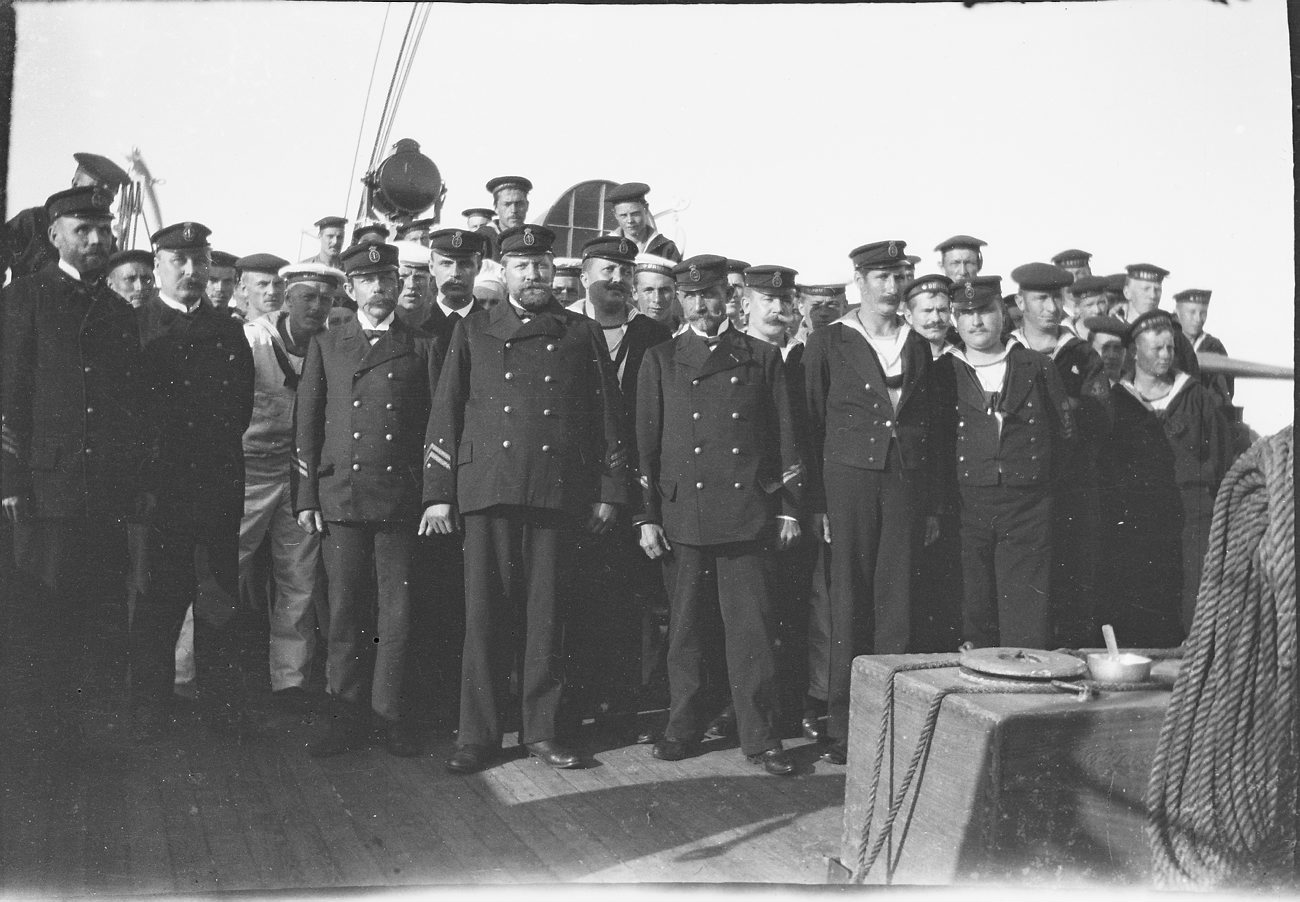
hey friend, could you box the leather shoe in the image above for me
[747,747,795,776]
[821,741,848,766]
[384,722,421,758]
[308,714,363,758]
[446,743,494,774]
[651,738,697,761]
[703,704,736,741]
[801,713,825,743]
[525,739,582,769]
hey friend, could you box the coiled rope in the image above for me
[1146,425,1296,889]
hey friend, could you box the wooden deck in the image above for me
[0,682,845,894]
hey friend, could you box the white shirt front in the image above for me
[356,308,396,342]
[946,344,1011,433]
[158,291,200,314]
[57,259,83,283]
[836,311,909,409]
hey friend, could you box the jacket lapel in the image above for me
[895,331,925,413]
[357,317,415,372]
[698,330,750,379]
[836,324,890,404]
[673,330,711,372]
[335,318,370,371]
[1000,350,1038,414]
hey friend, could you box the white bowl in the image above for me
[1087,652,1153,683]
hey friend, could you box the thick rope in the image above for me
[1146,425,1296,890]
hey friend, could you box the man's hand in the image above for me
[639,522,672,560]
[2,495,26,525]
[775,517,802,551]
[814,512,831,544]
[586,502,616,535]
[923,515,941,547]
[297,509,325,535]
[419,503,460,536]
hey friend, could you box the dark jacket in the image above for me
[142,299,255,526]
[634,328,803,545]
[803,320,939,511]
[936,344,1077,488]
[1147,375,1231,491]
[422,298,628,516]
[1,263,150,517]
[294,316,442,522]
[1,206,57,283]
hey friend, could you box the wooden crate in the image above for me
[840,653,1177,887]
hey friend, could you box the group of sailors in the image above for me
[0,151,1238,777]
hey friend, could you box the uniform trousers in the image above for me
[12,518,129,721]
[1179,484,1215,633]
[805,540,833,701]
[321,520,415,723]
[958,484,1053,649]
[1050,473,1101,648]
[824,451,925,742]
[910,512,963,653]
[241,480,322,690]
[130,506,246,717]
[662,540,780,757]
[459,505,572,747]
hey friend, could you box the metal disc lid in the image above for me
[959,647,1086,681]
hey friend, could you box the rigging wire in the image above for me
[365,2,419,178]
[375,3,429,158]
[344,3,393,222]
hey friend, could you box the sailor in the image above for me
[606,182,683,262]
[233,253,289,325]
[106,248,157,309]
[1051,248,1093,283]
[634,254,681,331]
[424,227,486,353]
[1119,263,1200,378]
[934,235,985,282]
[1066,274,1112,341]
[395,217,438,245]
[394,240,435,333]
[207,250,239,312]
[462,207,494,231]
[633,253,803,776]
[1007,262,1111,647]
[1102,273,1127,316]
[1173,288,1232,408]
[803,239,942,765]
[350,222,390,246]
[1084,315,1129,386]
[2,152,130,283]
[423,224,627,775]
[551,257,584,306]
[294,242,443,757]
[476,175,533,261]
[302,216,346,268]
[724,258,749,328]
[793,283,848,344]
[937,275,1077,652]
[902,273,955,359]
[239,262,338,706]
[131,221,256,739]
[1,185,148,740]
[1117,310,1230,634]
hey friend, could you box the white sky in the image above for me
[8,0,1295,434]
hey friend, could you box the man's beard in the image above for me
[516,285,552,310]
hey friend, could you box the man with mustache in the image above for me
[935,235,985,283]
[937,275,1077,653]
[1007,262,1112,647]
[902,274,955,360]
[423,225,627,774]
[803,239,942,766]
[238,263,338,709]
[793,283,847,344]
[130,221,255,740]
[562,258,674,741]
[302,216,346,269]
[424,227,485,352]
[2,186,149,746]
[294,242,442,757]
[2,152,130,283]
[633,254,803,776]
[606,182,682,263]
[233,254,289,325]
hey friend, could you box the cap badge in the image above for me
[523,227,536,247]
[618,239,630,256]
[367,247,381,264]
[182,224,195,242]
[887,242,898,258]
[91,189,111,209]
[689,264,701,283]
[965,283,975,300]
[451,231,463,249]
[772,271,783,288]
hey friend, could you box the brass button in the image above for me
[732,448,740,455]
[502,440,511,448]
[865,383,870,390]
[884,420,892,428]
[542,444,551,452]
[692,412,701,420]
[504,405,512,413]
[731,412,740,420]
[958,456,964,462]
[386,465,393,472]
[1028,418,1036,425]
[353,432,361,439]
[385,434,393,441]
[352,463,360,471]
[692,379,700,385]
[353,400,361,408]
[734,482,743,489]
[505,341,513,348]
[386,372,394,379]
[87,407,95,414]
[543,409,553,416]
[730,376,739,384]
[694,447,702,454]
[544,375,554,383]
[386,403,394,410]
[546,343,556,351]
[695,482,704,489]
[83,366,91,373]
[84,447,92,455]
[505,372,514,380]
